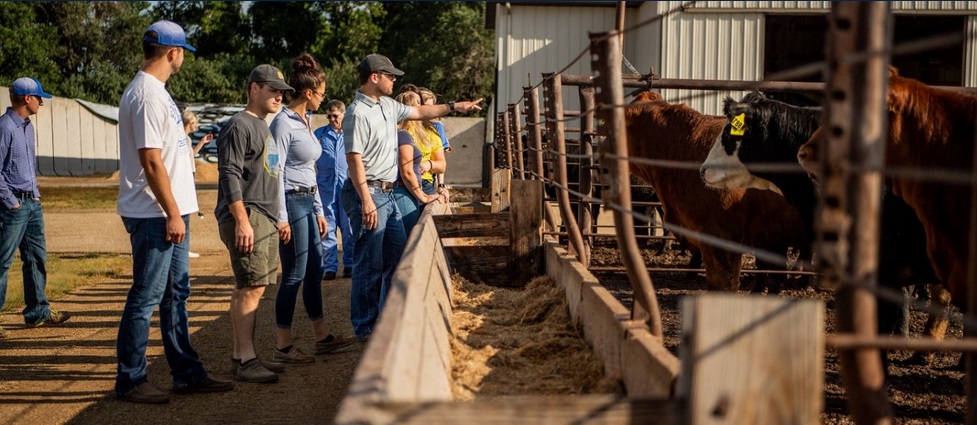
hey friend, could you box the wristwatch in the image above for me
[447,101,456,112]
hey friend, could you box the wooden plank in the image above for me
[679,295,823,425]
[579,283,631,381]
[369,395,685,425]
[433,213,509,238]
[508,179,543,283]
[622,328,680,398]
[490,168,511,212]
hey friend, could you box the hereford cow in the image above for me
[798,68,974,363]
[625,91,807,292]
[700,92,945,367]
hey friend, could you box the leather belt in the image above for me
[12,191,34,200]
[287,185,317,195]
[366,180,394,192]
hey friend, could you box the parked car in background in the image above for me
[189,118,230,163]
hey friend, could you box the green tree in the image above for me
[0,3,61,89]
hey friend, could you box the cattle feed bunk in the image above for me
[334,172,824,425]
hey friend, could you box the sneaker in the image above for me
[28,310,71,327]
[188,251,201,258]
[120,382,170,404]
[322,271,337,281]
[314,334,358,355]
[172,375,233,394]
[229,357,285,376]
[234,358,279,383]
[342,268,353,278]
[272,346,315,364]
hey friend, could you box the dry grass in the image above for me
[449,273,622,400]
[3,253,130,313]
[39,186,119,210]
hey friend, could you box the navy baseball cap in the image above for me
[143,20,196,53]
[12,77,52,98]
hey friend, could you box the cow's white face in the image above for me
[700,133,784,196]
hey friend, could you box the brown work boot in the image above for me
[28,310,71,327]
[172,375,234,394]
[120,382,170,404]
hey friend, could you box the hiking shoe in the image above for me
[314,334,358,355]
[234,358,279,383]
[28,310,71,327]
[229,357,285,376]
[120,382,170,404]
[172,375,233,394]
[272,346,315,363]
[342,268,353,278]
[322,271,337,281]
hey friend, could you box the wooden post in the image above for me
[510,103,526,180]
[543,72,588,265]
[509,179,543,284]
[491,168,511,213]
[590,32,662,337]
[819,3,893,424]
[577,86,596,264]
[500,111,513,170]
[679,295,824,425]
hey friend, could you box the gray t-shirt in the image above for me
[343,91,412,182]
[215,111,281,224]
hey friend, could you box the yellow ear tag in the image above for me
[729,113,746,136]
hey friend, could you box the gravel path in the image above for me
[0,187,358,424]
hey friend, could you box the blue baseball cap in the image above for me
[12,77,52,98]
[143,20,196,53]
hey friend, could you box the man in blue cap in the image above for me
[115,20,232,404]
[0,77,71,340]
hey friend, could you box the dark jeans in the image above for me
[116,215,206,395]
[341,180,406,338]
[0,197,51,324]
[276,192,324,328]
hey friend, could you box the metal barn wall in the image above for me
[968,16,977,87]
[685,2,977,13]
[0,87,119,176]
[495,4,641,116]
[654,2,764,115]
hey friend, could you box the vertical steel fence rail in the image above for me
[578,86,597,265]
[543,72,588,265]
[591,32,662,337]
[820,3,893,424]
[511,102,526,180]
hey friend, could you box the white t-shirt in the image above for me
[117,71,198,218]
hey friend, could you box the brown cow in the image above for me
[625,91,808,292]
[798,69,974,362]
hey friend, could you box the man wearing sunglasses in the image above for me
[342,53,483,342]
[314,99,353,281]
[0,77,71,341]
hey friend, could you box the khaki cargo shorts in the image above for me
[219,212,279,289]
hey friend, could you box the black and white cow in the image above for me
[699,91,943,365]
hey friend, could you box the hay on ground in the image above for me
[449,274,622,400]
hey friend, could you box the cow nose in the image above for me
[797,147,810,163]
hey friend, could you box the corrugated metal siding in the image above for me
[686,1,977,12]
[968,16,977,87]
[656,2,764,115]
[496,4,637,116]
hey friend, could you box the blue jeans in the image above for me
[116,215,206,395]
[421,180,436,195]
[0,197,51,324]
[392,185,424,238]
[319,180,353,273]
[341,180,406,338]
[276,192,324,328]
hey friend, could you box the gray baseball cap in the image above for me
[357,54,404,76]
[247,64,294,92]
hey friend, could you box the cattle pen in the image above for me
[335,3,977,425]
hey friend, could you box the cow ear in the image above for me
[722,97,735,115]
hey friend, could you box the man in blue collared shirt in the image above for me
[314,99,353,281]
[0,77,71,338]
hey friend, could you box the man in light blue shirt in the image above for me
[0,77,70,339]
[315,99,353,280]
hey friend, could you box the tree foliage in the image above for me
[0,1,495,113]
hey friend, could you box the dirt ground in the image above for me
[0,175,359,424]
[588,239,967,424]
